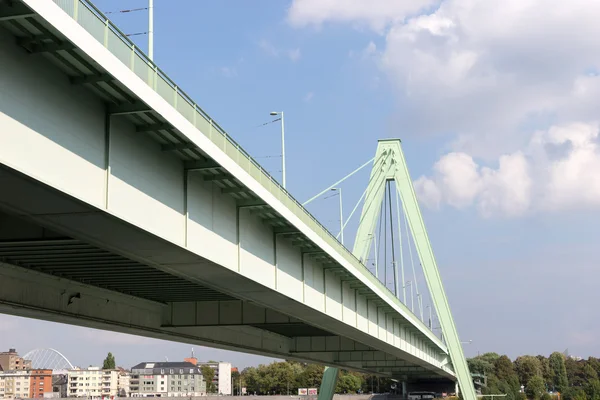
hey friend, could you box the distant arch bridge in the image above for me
[23,348,74,370]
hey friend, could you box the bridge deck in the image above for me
[0,0,453,381]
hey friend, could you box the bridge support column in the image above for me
[317,367,339,400]
[402,381,407,398]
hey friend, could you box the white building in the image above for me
[0,370,30,399]
[67,368,119,399]
[117,370,130,397]
[201,362,231,395]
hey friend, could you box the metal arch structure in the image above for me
[352,139,476,400]
[23,348,74,370]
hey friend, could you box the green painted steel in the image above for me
[317,367,340,400]
[354,140,476,400]
[50,0,447,354]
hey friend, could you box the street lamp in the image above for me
[331,188,344,245]
[269,111,286,188]
[404,281,414,313]
[426,305,432,329]
[461,340,473,345]
[148,0,153,60]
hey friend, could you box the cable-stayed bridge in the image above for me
[0,1,474,399]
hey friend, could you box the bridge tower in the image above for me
[318,139,476,400]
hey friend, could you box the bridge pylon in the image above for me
[351,139,476,400]
[317,139,475,400]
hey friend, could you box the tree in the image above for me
[201,365,216,393]
[232,370,241,395]
[549,352,569,393]
[537,356,553,389]
[566,359,586,387]
[102,352,115,370]
[563,387,588,400]
[585,379,600,400]
[336,373,362,394]
[526,376,545,400]
[515,356,542,387]
[495,356,521,400]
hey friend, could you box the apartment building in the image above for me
[29,369,53,398]
[130,362,206,397]
[67,368,119,399]
[0,370,30,399]
[117,369,130,397]
[183,356,231,395]
[202,362,231,395]
[0,350,31,372]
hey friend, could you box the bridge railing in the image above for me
[50,0,436,339]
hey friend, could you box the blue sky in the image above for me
[4,0,600,369]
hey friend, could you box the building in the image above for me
[196,362,231,395]
[117,369,130,397]
[67,367,119,399]
[52,374,68,398]
[130,362,206,397]
[183,355,231,396]
[0,349,31,372]
[0,370,30,399]
[30,369,53,398]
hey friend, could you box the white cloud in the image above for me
[415,122,600,217]
[258,39,279,57]
[289,0,600,216]
[303,91,314,102]
[288,0,439,32]
[288,48,301,62]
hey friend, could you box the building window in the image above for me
[179,369,183,374]
[160,369,164,374]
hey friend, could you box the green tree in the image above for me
[200,365,216,393]
[297,364,324,389]
[585,379,600,400]
[515,356,542,387]
[540,393,552,400]
[584,365,599,381]
[537,356,553,389]
[231,369,241,395]
[549,352,569,393]
[566,358,586,387]
[102,352,115,370]
[336,373,362,394]
[563,387,588,400]
[526,376,545,400]
[495,356,521,400]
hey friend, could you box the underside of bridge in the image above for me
[0,0,465,392]
[0,163,446,384]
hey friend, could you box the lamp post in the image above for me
[331,188,344,245]
[148,0,153,60]
[269,111,286,188]
[426,305,432,329]
[404,281,414,313]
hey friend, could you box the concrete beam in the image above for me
[108,102,152,115]
[70,73,113,85]
[136,123,173,133]
[161,142,197,152]
[0,2,35,21]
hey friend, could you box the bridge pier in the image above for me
[317,367,340,400]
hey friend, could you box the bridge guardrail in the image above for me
[50,0,442,348]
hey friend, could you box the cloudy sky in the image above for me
[3,0,600,368]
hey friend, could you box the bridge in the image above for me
[0,1,474,399]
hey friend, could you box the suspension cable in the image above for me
[402,191,423,319]
[383,182,388,288]
[388,182,398,297]
[303,157,376,205]
[395,189,406,304]
[336,186,368,240]
[376,193,383,280]
[336,153,389,241]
